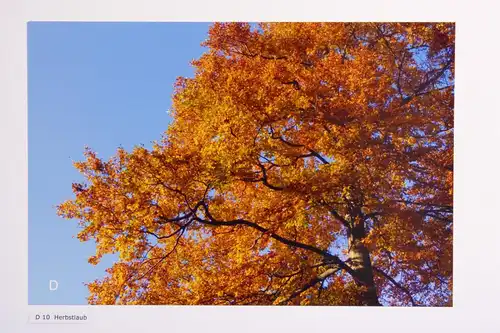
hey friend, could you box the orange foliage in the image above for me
[58,22,454,306]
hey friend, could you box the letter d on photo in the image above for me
[49,280,58,291]
[35,315,40,320]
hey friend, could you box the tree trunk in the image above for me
[348,223,380,306]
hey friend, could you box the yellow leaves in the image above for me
[57,22,453,306]
[88,255,100,265]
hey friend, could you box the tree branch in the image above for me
[194,201,356,277]
[270,132,330,165]
[279,267,340,305]
[257,162,285,191]
[373,266,418,306]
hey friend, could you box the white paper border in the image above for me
[1,0,500,332]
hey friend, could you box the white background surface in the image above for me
[1,0,499,332]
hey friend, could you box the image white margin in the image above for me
[1,0,500,332]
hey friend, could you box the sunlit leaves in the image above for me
[57,22,454,306]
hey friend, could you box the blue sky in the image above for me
[28,22,211,304]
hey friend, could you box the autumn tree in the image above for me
[58,22,454,306]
